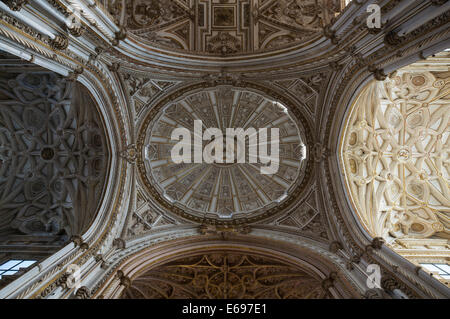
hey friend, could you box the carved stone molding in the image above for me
[71,236,89,251]
[119,144,138,164]
[113,238,126,250]
[49,35,69,50]
[117,270,131,289]
[313,143,328,163]
[112,28,127,46]
[2,0,28,11]
[323,25,339,45]
[329,241,343,254]
[67,66,84,81]
[364,288,385,299]
[75,286,91,299]
[365,237,385,254]
[120,251,331,299]
[55,273,69,289]
[108,62,121,72]
[321,272,338,291]
[67,25,86,38]
[198,224,251,236]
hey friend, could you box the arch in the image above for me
[0,50,128,297]
[337,53,450,288]
[0,63,110,254]
[95,236,362,299]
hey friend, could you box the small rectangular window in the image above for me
[0,260,36,279]
[0,260,22,271]
[420,263,450,281]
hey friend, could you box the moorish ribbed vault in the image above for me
[340,54,450,286]
[341,69,449,242]
[0,58,110,253]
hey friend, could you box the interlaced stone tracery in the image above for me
[105,0,342,55]
[0,71,109,242]
[121,252,329,299]
[342,71,449,243]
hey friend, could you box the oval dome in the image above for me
[139,86,308,221]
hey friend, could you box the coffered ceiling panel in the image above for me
[139,86,308,222]
[107,0,341,55]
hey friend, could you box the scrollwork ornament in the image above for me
[120,144,138,164]
[50,35,69,50]
[3,0,28,11]
[75,286,91,299]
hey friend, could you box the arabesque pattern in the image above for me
[121,252,328,299]
[342,71,449,242]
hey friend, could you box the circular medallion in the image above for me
[137,84,312,223]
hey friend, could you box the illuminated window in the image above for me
[0,260,36,279]
[420,263,450,280]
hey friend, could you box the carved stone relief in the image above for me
[341,71,449,243]
[140,87,307,220]
[120,72,180,119]
[276,186,329,240]
[270,71,330,116]
[0,72,110,241]
[120,251,329,299]
[106,0,342,55]
[125,185,178,238]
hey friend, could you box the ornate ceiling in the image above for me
[0,0,449,300]
[140,87,306,220]
[120,251,329,299]
[341,68,450,243]
[0,69,110,243]
[106,0,342,56]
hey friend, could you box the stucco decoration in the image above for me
[141,86,307,221]
[120,251,329,299]
[341,71,449,243]
[106,0,341,55]
[0,72,110,241]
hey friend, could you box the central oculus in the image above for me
[142,87,307,219]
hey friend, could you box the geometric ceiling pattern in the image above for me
[141,87,306,220]
[120,251,330,299]
[0,0,449,300]
[0,71,109,242]
[107,0,342,55]
[341,71,450,243]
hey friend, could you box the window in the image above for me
[420,263,450,280]
[0,260,36,279]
